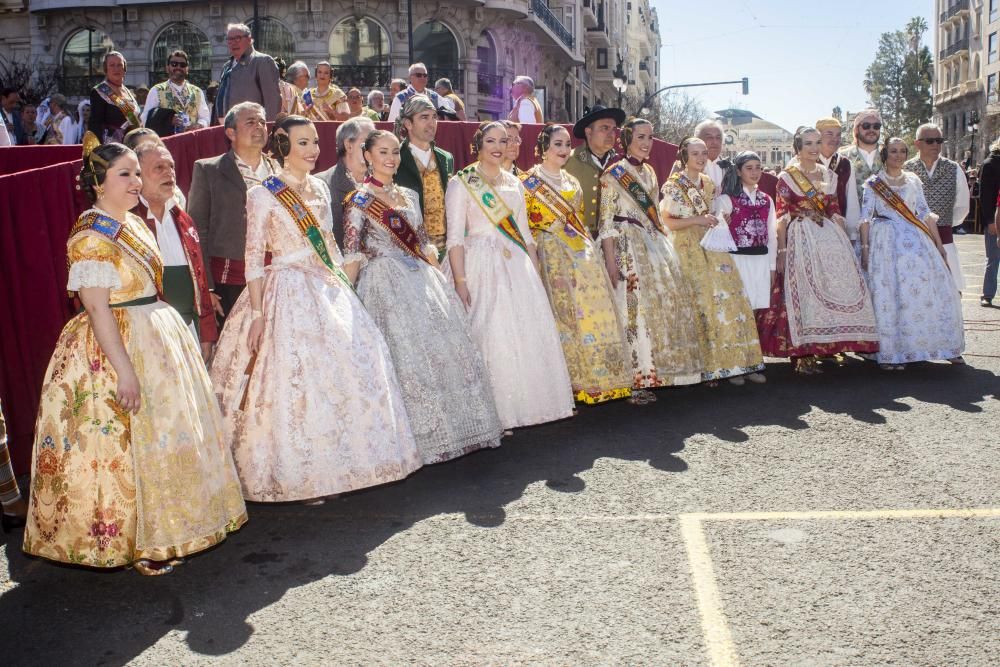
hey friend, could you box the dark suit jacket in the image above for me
[395,139,454,213]
[315,160,357,249]
[187,150,277,287]
[979,149,1000,228]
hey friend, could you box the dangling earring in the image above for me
[94,184,105,197]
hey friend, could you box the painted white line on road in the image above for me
[683,507,1000,522]
[679,514,741,667]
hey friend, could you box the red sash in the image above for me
[346,190,431,265]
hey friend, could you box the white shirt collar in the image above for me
[139,195,177,221]
[409,142,433,167]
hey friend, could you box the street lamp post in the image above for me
[638,77,750,116]
[967,109,980,164]
[612,56,627,109]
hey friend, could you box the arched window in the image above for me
[150,22,211,88]
[61,27,113,97]
[328,17,391,88]
[413,21,462,92]
[247,17,295,68]
[476,31,500,98]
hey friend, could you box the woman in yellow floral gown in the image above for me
[599,119,703,403]
[521,124,631,404]
[23,138,246,575]
[660,137,764,385]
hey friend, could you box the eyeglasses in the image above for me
[920,137,945,144]
[168,61,188,68]
[860,122,882,131]
[225,35,247,42]
[412,72,428,78]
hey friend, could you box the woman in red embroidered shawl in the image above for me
[756,127,879,374]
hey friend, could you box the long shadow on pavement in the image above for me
[0,358,994,665]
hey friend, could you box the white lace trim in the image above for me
[67,260,122,291]
[342,252,368,268]
[245,268,266,282]
[597,226,620,242]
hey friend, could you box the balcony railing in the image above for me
[428,68,465,93]
[331,65,392,89]
[477,72,504,98]
[530,0,574,49]
[939,37,970,60]
[940,0,970,23]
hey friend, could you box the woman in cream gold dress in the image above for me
[599,118,702,402]
[24,136,246,575]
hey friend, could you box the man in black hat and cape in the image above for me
[565,104,627,237]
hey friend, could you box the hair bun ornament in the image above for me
[81,131,103,163]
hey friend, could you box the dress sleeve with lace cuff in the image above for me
[67,260,122,291]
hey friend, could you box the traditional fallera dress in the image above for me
[598,157,703,387]
[210,174,421,502]
[713,185,777,310]
[520,165,632,404]
[662,172,764,380]
[343,183,503,463]
[24,209,247,568]
[860,171,965,363]
[755,160,880,357]
[445,165,575,429]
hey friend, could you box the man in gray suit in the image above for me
[315,116,377,248]
[188,101,279,316]
[214,23,281,122]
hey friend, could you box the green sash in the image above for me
[457,164,529,254]
[262,176,354,289]
[610,161,664,231]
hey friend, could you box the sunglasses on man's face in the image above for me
[168,61,188,68]
[412,72,428,78]
[920,137,945,144]
[860,122,882,131]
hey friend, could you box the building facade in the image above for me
[715,108,794,171]
[0,0,660,123]
[933,0,987,162]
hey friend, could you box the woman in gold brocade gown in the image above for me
[521,124,631,404]
[23,137,246,575]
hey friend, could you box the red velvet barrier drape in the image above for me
[0,144,83,176]
[0,121,682,473]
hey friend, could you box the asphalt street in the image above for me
[2,235,998,666]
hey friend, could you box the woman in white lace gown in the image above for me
[445,121,575,430]
[210,116,421,502]
[860,138,965,368]
[342,130,503,463]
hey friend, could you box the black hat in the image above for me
[573,104,626,139]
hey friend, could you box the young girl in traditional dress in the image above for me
[756,127,879,374]
[210,116,421,502]
[445,121,574,430]
[599,119,703,403]
[521,124,632,404]
[661,138,765,386]
[24,136,246,575]
[342,130,503,462]
[860,137,965,369]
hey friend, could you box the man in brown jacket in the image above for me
[188,101,278,316]
[213,23,281,122]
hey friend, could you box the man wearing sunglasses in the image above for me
[141,50,210,133]
[839,109,884,204]
[386,62,453,122]
[905,123,969,294]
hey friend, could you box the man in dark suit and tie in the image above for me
[187,101,279,316]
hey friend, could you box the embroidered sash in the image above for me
[458,165,529,254]
[519,170,587,252]
[868,176,936,242]
[672,172,711,218]
[301,89,315,112]
[95,82,140,130]
[262,176,353,288]
[348,190,431,265]
[611,162,664,230]
[785,165,828,214]
[70,211,163,293]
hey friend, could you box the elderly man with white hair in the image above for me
[387,62,451,122]
[510,75,543,123]
[315,116,377,248]
[367,89,387,120]
[694,119,726,189]
[904,122,970,293]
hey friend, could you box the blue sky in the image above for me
[650,0,935,133]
